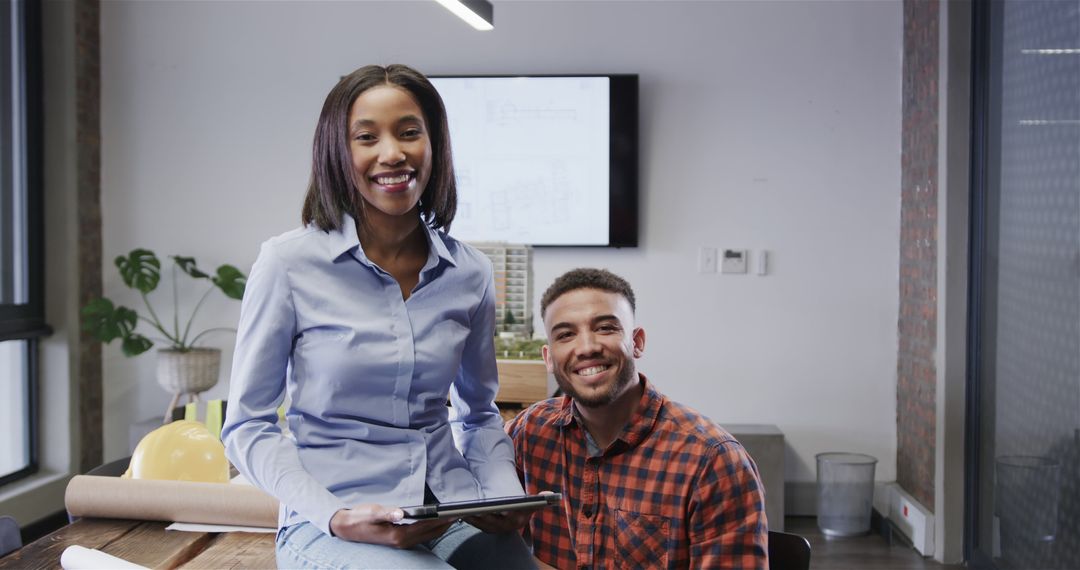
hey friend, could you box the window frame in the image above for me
[0,0,48,487]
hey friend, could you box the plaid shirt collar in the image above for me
[553,373,664,453]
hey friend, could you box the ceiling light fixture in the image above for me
[434,0,494,31]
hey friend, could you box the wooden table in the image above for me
[0,518,276,569]
[1,519,555,570]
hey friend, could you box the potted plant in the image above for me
[81,248,247,423]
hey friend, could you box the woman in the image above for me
[221,64,536,569]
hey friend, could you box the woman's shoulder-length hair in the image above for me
[301,64,456,233]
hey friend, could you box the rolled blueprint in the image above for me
[65,475,278,528]
[60,545,149,570]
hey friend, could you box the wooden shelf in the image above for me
[495,360,550,406]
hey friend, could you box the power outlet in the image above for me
[698,247,717,274]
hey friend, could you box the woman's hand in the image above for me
[464,509,533,534]
[329,505,454,548]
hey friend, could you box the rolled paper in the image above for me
[65,475,278,528]
[60,545,149,570]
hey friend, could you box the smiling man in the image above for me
[506,268,768,569]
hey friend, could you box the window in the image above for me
[0,0,47,486]
[966,0,1080,567]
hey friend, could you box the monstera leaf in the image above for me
[212,265,247,300]
[120,333,153,357]
[81,298,129,342]
[172,255,210,279]
[115,249,161,293]
[80,298,154,355]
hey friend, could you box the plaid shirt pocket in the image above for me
[613,509,671,569]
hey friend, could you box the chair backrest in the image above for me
[85,456,132,478]
[768,530,811,570]
[0,515,21,558]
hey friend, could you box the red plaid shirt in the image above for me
[506,376,768,569]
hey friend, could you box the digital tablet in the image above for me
[400,493,562,520]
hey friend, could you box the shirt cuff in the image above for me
[306,492,353,538]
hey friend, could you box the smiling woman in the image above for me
[0,0,47,487]
[221,64,538,569]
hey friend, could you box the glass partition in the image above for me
[967,1,1080,568]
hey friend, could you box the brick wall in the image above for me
[897,0,939,510]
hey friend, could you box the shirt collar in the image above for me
[424,223,457,268]
[325,212,458,269]
[325,213,362,261]
[554,373,665,451]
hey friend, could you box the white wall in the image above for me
[99,0,903,494]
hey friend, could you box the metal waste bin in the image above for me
[994,455,1060,567]
[816,452,877,537]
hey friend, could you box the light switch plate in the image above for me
[756,250,769,275]
[721,249,748,274]
[698,246,717,274]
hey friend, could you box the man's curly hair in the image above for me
[539,268,636,319]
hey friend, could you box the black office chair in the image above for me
[85,456,132,477]
[768,530,811,570]
[0,515,21,557]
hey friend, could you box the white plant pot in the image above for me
[156,348,221,423]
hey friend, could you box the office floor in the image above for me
[787,517,965,570]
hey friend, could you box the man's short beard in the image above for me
[553,363,637,409]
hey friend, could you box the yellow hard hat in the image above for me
[123,420,230,483]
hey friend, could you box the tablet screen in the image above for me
[401,493,562,520]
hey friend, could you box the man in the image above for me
[506,268,768,569]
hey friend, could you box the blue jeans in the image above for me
[275,520,537,569]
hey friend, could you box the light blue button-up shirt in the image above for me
[222,215,524,536]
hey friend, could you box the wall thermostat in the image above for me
[721,249,748,274]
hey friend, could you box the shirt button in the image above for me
[582,507,593,518]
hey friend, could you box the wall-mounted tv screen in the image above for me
[430,75,638,247]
